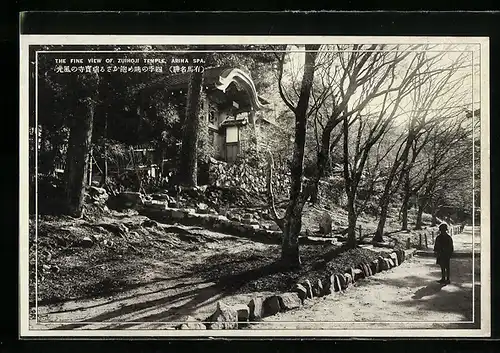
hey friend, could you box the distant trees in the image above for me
[273,44,474,249]
[372,50,472,241]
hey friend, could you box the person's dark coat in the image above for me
[434,232,454,265]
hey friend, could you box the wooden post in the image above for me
[103,112,108,185]
[87,146,93,186]
[424,233,428,249]
[358,225,362,241]
[406,237,411,250]
[419,233,422,249]
[431,231,435,244]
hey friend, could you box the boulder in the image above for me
[278,293,301,311]
[146,202,167,210]
[233,304,250,322]
[344,273,353,286]
[168,201,178,208]
[248,297,265,321]
[319,212,333,235]
[390,252,399,266]
[141,219,158,228]
[208,301,238,329]
[365,263,373,276]
[247,224,260,231]
[242,213,254,224]
[338,274,347,290]
[397,249,405,264]
[323,276,333,295]
[89,186,108,199]
[117,191,144,208]
[349,267,356,281]
[370,259,379,274]
[152,193,172,201]
[263,296,281,317]
[80,236,93,248]
[312,279,324,297]
[177,316,206,330]
[353,268,364,281]
[196,203,210,214]
[333,274,343,292]
[303,280,314,299]
[380,259,389,271]
[359,264,369,277]
[293,283,308,302]
[377,256,386,269]
[269,223,281,231]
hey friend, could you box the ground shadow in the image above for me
[52,260,285,330]
[412,282,446,299]
[397,283,479,322]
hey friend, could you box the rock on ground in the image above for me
[248,297,265,321]
[208,301,238,329]
[263,296,281,316]
[278,293,301,311]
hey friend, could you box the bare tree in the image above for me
[268,44,320,268]
[413,113,473,228]
[373,49,472,241]
[298,44,429,206]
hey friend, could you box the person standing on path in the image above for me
[433,223,454,284]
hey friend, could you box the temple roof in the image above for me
[136,67,270,112]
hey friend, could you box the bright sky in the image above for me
[282,44,479,126]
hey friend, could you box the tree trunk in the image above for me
[281,205,303,268]
[431,211,438,226]
[342,110,357,249]
[346,193,357,248]
[309,183,319,204]
[63,76,98,217]
[280,45,320,268]
[415,203,424,230]
[308,121,340,203]
[374,193,390,242]
[401,171,410,231]
[179,68,204,187]
[373,136,413,242]
[87,146,93,185]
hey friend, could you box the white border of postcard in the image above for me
[19,35,491,338]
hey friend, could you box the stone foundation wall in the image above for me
[209,158,290,198]
[208,159,347,207]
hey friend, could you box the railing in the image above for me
[410,224,466,250]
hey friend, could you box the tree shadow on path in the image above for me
[411,282,446,299]
[51,261,285,330]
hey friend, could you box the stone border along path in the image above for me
[174,248,417,330]
[139,201,337,245]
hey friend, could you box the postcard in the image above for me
[19,35,490,337]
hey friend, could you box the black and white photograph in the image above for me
[19,35,490,337]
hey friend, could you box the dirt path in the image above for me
[247,227,481,330]
[31,226,480,331]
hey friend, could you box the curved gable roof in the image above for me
[135,67,269,111]
[214,68,268,110]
